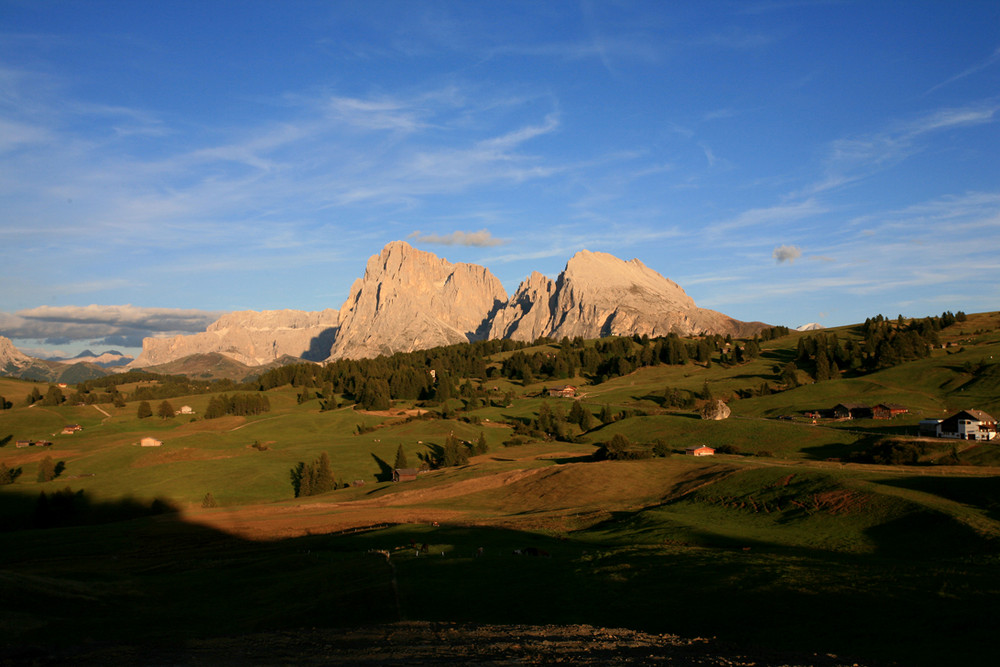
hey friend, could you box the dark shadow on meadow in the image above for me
[2,481,997,667]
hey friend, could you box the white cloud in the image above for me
[408,229,507,247]
[772,245,802,263]
[0,305,223,344]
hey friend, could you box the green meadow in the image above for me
[2,313,999,665]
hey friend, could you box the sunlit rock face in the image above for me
[328,241,508,360]
[131,309,340,367]
[491,249,765,341]
[126,241,768,369]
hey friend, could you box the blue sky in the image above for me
[1,1,998,358]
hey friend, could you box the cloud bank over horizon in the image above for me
[0,305,223,354]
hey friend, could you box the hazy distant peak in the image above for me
[796,322,824,331]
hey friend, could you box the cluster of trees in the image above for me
[790,311,963,383]
[26,488,177,530]
[593,433,670,461]
[71,371,242,405]
[21,385,70,407]
[0,462,22,485]
[290,452,338,497]
[136,400,179,419]
[255,328,790,409]
[428,432,489,468]
[204,393,271,419]
[36,455,63,482]
[849,439,928,465]
[497,332,766,386]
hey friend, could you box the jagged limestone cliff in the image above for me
[124,242,766,369]
[131,309,340,368]
[491,249,764,341]
[329,241,508,360]
[0,335,33,373]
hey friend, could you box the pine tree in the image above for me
[312,452,336,494]
[599,404,615,424]
[394,444,408,469]
[137,400,153,419]
[37,456,56,483]
[815,349,831,381]
[475,431,488,455]
[26,387,42,405]
[157,400,175,419]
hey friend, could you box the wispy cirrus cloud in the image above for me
[925,45,1000,96]
[803,103,998,195]
[708,199,826,236]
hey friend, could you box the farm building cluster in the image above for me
[920,410,996,441]
[15,439,52,448]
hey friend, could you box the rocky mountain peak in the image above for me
[331,241,508,359]
[110,241,767,371]
[0,336,32,369]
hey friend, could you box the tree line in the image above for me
[255,327,791,408]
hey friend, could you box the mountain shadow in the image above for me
[301,327,339,361]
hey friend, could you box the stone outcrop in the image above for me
[329,241,508,360]
[701,399,732,421]
[491,249,766,341]
[131,309,340,368]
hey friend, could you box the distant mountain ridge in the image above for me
[0,336,110,383]
[1,242,772,379]
[49,350,133,368]
[129,241,768,369]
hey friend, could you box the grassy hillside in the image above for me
[2,312,999,665]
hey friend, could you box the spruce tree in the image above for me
[37,456,56,483]
[157,400,175,419]
[394,444,408,469]
[599,404,615,424]
[137,400,153,419]
[312,452,336,494]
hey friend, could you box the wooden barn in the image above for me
[873,403,908,419]
[393,468,419,482]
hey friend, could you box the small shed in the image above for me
[178,405,194,415]
[685,445,716,457]
[393,468,419,482]
[61,424,82,435]
[140,437,162,447]
[873,403,908,419]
